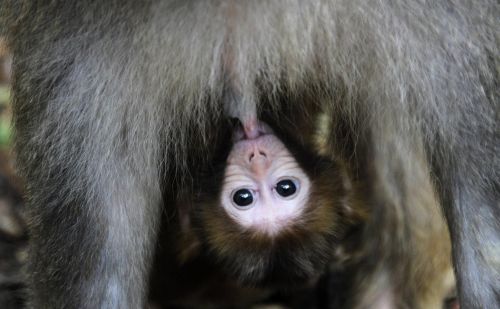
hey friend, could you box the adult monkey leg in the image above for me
[433,111,500,308]
[429,35,500,305]
[4,1,227,307]
[4,2,169,308]
[322,2,500,306]
[414,11,500,306]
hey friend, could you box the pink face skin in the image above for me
[220,119,311,236]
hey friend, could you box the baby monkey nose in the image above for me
[249,148,270,175]
[249,148,267,162]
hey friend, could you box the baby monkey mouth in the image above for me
[232,118,274,142]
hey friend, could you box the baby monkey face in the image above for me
[221,127,311,236]
[196,120,350,287]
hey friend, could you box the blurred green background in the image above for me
[0,85,11,148]
[0,37,11,149]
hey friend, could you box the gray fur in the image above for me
[1,0,499,308]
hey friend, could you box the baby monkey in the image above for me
[149,116,367,307]
[149,116,454,308]
[194,117,362,287]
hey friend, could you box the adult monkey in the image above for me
[1,0,498,308]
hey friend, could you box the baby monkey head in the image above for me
[196,120,353,288]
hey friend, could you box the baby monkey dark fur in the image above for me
[150,117,454,309]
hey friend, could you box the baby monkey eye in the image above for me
[232,189,254,207]
[276,179,297,197]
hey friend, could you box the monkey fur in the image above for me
[148,115,454,309]
[1,1,498,308]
